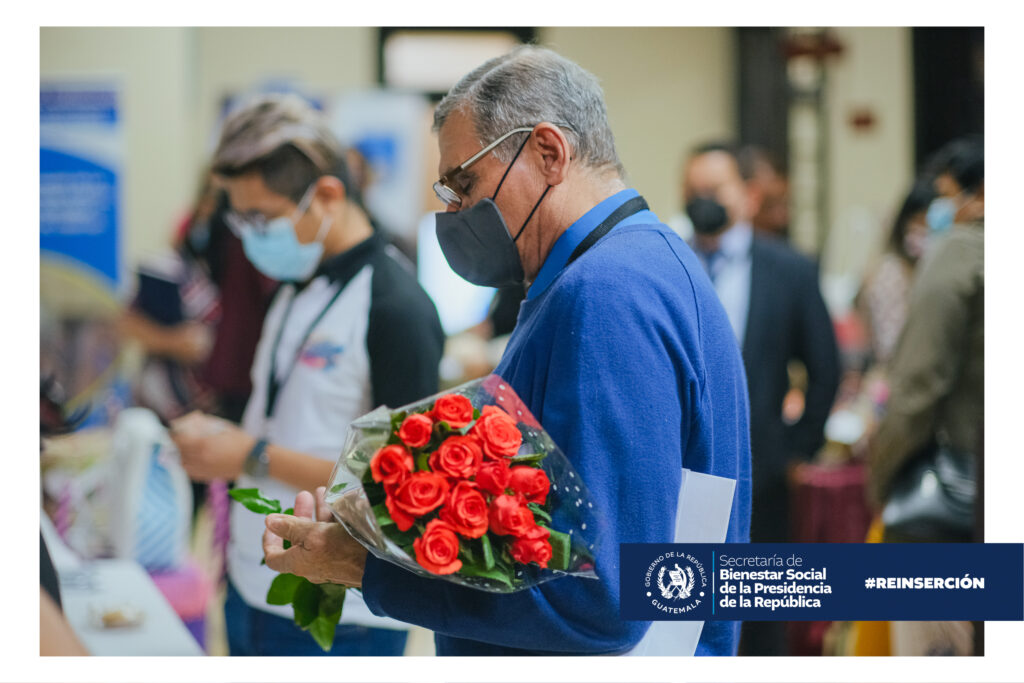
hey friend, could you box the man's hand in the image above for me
[263,487,367,587]
[169,411,255,481]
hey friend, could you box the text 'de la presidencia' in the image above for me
[619,543,1023,621]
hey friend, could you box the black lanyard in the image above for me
[264,284,346,419]
[566,195,649,266]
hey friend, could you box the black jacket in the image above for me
[742,235,840,541]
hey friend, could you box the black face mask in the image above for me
[686,196,729,235]
[435,135,551,288]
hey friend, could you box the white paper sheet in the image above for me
[624,468,737,656]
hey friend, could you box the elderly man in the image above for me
[264,46,752,656]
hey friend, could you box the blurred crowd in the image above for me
[40,79,983,657]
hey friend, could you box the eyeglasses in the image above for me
[432,127,535,209]
[224,182,317,236]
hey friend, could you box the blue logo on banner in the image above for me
[620,543,1024,622]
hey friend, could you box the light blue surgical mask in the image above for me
[231,184,332,282]
[925,196,957,235]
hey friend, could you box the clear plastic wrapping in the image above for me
[325,374,602,593]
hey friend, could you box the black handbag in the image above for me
[881,442,977,542]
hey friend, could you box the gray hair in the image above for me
[434,46,624,176]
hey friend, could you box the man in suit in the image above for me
[683,142,840,655]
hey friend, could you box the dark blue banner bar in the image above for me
[620,543,1023,621]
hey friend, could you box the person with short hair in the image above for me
[170,94,444,656]
[683,140,840,655]
[260,46,751,656]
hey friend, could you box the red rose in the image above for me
[428,435,483,480]
[390,471,450,522]
[384,491,416,531]
[507,466,550,504]
[413,519,463,575]
[431,394,474,429]
[509,532,553,568]
[439,481,489,538]
[475,459,511,496]
[370,444,414,487]
[488,493,535,537]
[471,405,522,459]
[397,413,433,449]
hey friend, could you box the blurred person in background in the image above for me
[170,94,444,656]
[191,183,279,425]
[856,180,936,369]
[868,136,984,525]
[683,141,840,656]
[118,174,277,528]
[118,173,277,424]
[866,135,983,656]
[116,176,221,423]
[737,145,791,240]
[40,376,90,656]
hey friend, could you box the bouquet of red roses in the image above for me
[325,374,600,592]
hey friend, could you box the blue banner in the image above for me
[620,543,1024,621]
[40,83,122,288]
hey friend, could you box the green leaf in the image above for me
[371,502,395,527]
[307,616,336,651]
[472,408,481,420]
[458,542,475,564]
[510,453,546,465]
[291,578,320,628]
[415,450,431,472]
[228,488,282,515]
[329,482,348,494]
[547,528,572,571]
[496,544,514,569]
[305,614,337,651]
[266,573,303,605]
[308,583,347,651]
[389,410,408,434]
[283,508,294,516]
[317,584,347,624]
[364,482,386,506]
[320,583,348,601]
[458,563,514,589]
[480,534,495,571]
[381,525,419,549]
[527,503,552,524]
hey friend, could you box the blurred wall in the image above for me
[40,26,912,294]
[820,27,914,312]
[40,27,199,272]
[193,27,378,157]
[540,27,736,220]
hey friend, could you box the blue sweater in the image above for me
[361,190,752,655]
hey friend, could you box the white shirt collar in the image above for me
[717,221,754,259]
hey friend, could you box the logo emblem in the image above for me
[657,563,696,600]
[300,339,345,370]
[644,551,708,615]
